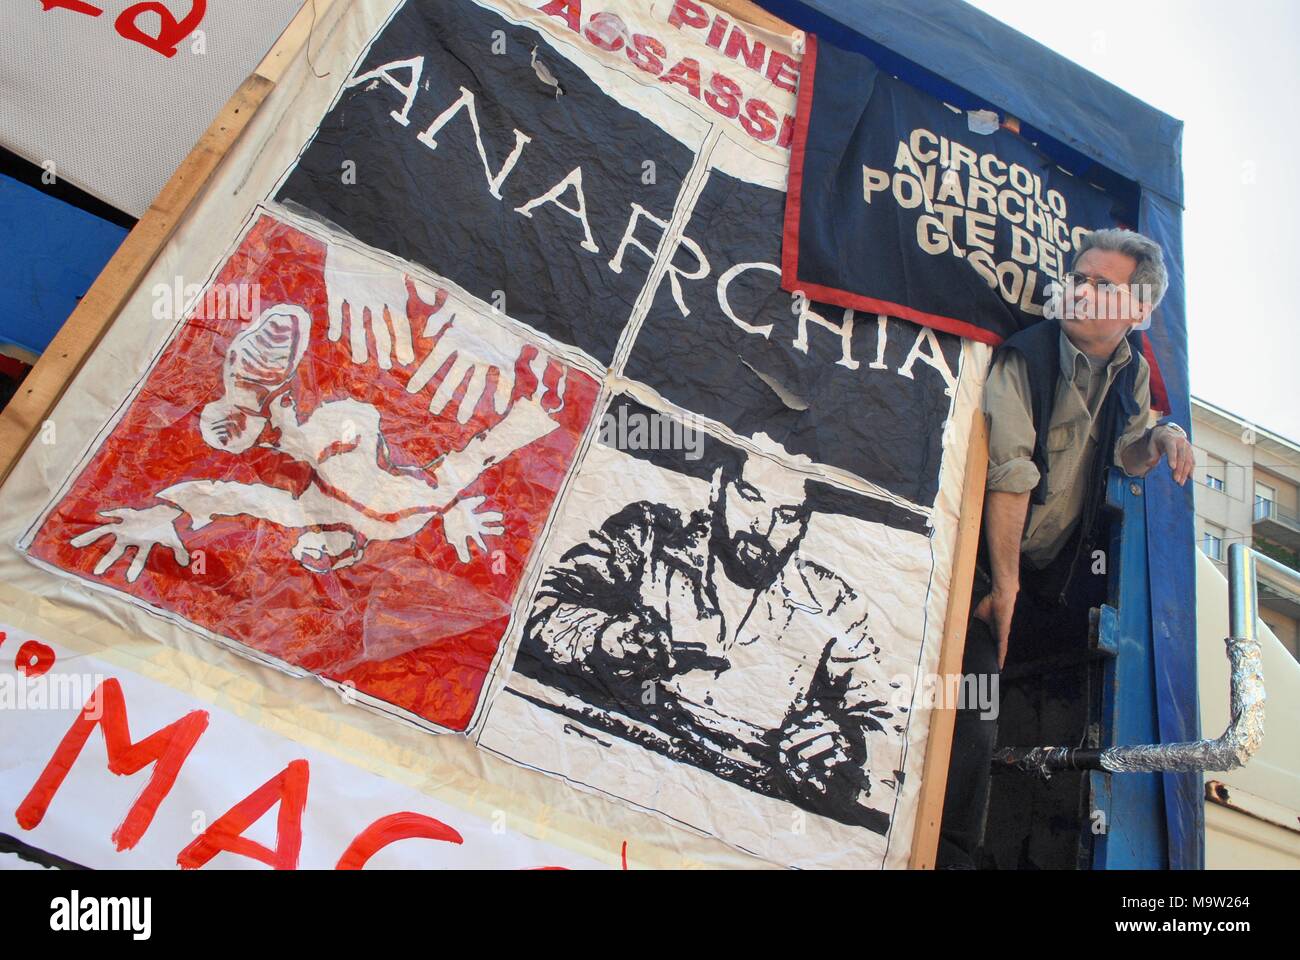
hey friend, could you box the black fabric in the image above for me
[600,396,931,534]
[992,320,1059,507]
[937,546,996,869]
[625,170,961,507]
[789,37,1120,344]
[936,548,1082,869]
[935,610,999,869]
[276,0,697,366]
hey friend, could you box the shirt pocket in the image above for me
[1044,421,1082,497]
[1045,421,1077,454]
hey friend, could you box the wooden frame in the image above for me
[705,0,797,34]
[909,409,989,868]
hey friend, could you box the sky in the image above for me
[966,0,1299,439]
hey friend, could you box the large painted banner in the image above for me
[780,32,1169,411]
[16,0,985,868]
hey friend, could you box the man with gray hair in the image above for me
[937,227,1194,869]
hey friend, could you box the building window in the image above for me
[1203,454,1225,492]
[1201,524,1225,562]
[1255,482,1276,522]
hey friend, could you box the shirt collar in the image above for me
[1058,328,1133,379]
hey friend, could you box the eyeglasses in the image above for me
[1065,270,1129,297]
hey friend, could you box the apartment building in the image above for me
[1191,396,1300,660]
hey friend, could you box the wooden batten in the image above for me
[909,409,989,869]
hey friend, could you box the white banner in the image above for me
[0,0,303,216]
[0,625,605,869]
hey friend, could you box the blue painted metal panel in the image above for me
[1094,472,1167,868]
[0,174,128,356]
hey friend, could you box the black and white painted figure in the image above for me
[516,434,899,832]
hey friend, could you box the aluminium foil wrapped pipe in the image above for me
[991,544,1286,780]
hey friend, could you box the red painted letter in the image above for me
[538,0,581,34]
[38,0,105,16]
[667,0,708,31]
[659,57,702,100]
[766,50,800,92]
[114,0,206,58]
[15,640,56,679]
[15,678,210,851]
[177,759,309,870]
[335,812,463,869]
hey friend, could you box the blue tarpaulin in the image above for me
[759,0,1200,869]
[0,174,127,356]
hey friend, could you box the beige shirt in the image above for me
[984,330,1153,569]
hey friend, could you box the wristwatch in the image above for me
[1156,419,1188,441]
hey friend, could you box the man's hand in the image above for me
[973,586,1017,670]
[442,495,505,564]
[69,504,189,583]
[775,707,862,802]
[1151,424,1194,485]
[323,244,442,370]
[1122,423,1194,484]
